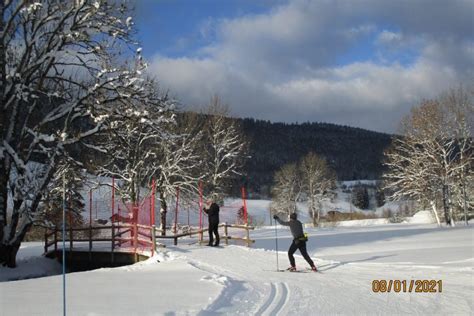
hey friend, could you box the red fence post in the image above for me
[151,179,156,255]
[151,179,155,226]
[133,205,138,260]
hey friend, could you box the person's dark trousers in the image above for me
[208,222,220,246]
[288,240,314,267]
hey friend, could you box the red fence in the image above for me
[82,179,250,251]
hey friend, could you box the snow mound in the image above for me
[322,218,390,227]
[201,274,229,286]
[0,256,62,282]
[406,211,435,224]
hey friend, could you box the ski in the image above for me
[264,269,320,273]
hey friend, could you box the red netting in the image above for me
[113,193,154,252]
[83,180,250,250]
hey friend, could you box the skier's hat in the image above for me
[290,213,297,220]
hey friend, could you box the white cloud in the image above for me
[148,0,473,133]
[377,30,403,45]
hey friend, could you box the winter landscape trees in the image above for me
[271,152,335,225]
[0,0,154,267]
[384,87,473,226]
[199,95,248,200]
[1,0,470,271]
[0,1,248,267]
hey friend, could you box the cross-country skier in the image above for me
[273,213,318,272]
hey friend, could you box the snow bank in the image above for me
[0,256,62,282]
[405,210,436,224]
[320,218,390,227]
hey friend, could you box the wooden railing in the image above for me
[44,222,255,258]
[220,223,255,246]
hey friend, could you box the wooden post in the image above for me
[111,177,115,220]
[246,225,250,247]
[44,228,48,253]
[111,224,115,264]
[224,222,228,245]
[54,229,58,252]
[89,189,92,255]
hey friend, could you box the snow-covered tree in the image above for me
[442,87,473,224]
[0,0,153,267]
[200,95,248,199]
[271,163,301,216]
[99,92,174,205]
[384,88,473,227]
[384,133,442,226]
[41,160,86,229]
[152,111,205,236]
[299,152,336,226]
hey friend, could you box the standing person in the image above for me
[273,213,317,272]
[203,198,220,246]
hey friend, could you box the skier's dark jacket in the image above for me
[275,217,305,240]
[204,203,220,224]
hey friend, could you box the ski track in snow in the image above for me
[174,239,473,315]
[255,282,290,316]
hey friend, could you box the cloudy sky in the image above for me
[135,0,473,133]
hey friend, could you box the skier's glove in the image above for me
[273,215,279,220]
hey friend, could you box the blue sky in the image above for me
[136,0,273,58]
[134,0,473,133]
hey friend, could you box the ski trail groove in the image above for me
[257,282,290,316]
[255,283,276,315]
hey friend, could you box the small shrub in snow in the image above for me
[389,214,405,223]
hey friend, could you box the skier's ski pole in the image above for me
[274,217,279,271]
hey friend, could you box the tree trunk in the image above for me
[309,196,316,226]
[316,208,320,226]
[0,0,6,254]
[448,187,455,227]
[0,221,32,268]
[0,165,7,246]
[0,244,20,268]
[442,185,452,226]
[430,201,441,227]
[159,191,167,236]
[462,183,468,226]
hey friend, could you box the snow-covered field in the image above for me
[1,221,473,315]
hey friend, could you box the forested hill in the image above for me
[238,118,393,196]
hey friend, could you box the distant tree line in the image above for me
[235,119,392,196]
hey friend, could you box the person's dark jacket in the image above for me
[275,217,304,239]
[204,203,220,224]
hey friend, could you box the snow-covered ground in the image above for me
[1,221,473,315]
